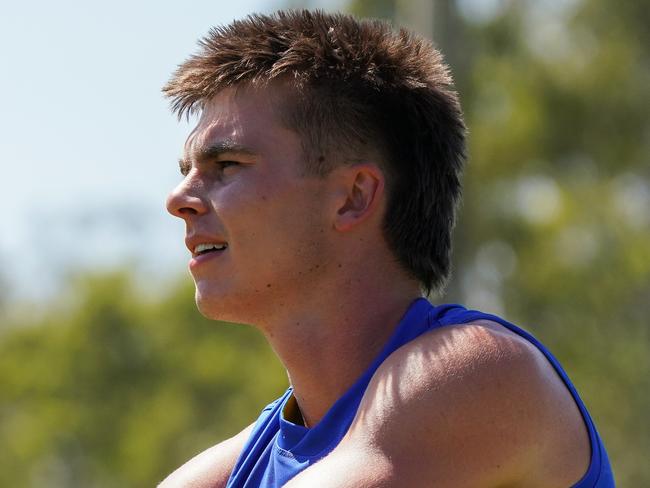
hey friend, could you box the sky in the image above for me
[0,0,346,301]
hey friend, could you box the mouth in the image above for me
[193,242,228,257]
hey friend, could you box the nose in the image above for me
[166,177,209,219]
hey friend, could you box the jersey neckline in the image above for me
[276,297,434,458]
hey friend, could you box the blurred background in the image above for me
[1,0,648,486]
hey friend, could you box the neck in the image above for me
[258,275,421,427]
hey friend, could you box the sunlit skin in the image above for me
[162,83,591,488]
[166,83,423,425]
[167,84,336,326]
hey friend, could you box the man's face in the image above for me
[166,85,334,324]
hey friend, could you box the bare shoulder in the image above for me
[158,423,254,488]
[343,320,591,487]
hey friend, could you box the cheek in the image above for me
[212,187,285,257]
[274,197,331,268]
[218,175,331,260]
[251,197,327,265]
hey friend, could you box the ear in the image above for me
[333,163,385,232]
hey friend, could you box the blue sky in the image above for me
[1,0,354,300]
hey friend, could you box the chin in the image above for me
[194,285,252,324]
[195,288,227,321]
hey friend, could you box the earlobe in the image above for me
[334,165,385,232]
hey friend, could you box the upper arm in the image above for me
[283,442,394,488]
[287,322,590,488]
[158,423,254,488]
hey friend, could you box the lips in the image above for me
[185,235,228,258]
[189,246,227,271]
[194,242,228,255]
[185,235,228,271]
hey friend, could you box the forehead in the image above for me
[183,84,297,157]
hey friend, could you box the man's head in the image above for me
[165,10,466,296]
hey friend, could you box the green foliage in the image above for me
[454,3,650,485]
[1,0,649,486]
[0,273,285,487]
[347,0,396,19]
[348,0,649,485]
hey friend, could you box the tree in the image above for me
[348,0,649,484]
[0,272,285,487]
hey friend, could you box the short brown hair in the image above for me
[163,10,467,294]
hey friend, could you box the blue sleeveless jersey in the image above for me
[226,299,615,487]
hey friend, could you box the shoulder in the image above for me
[158,423,254,488]
[362,319,552,414]
[345,320,591,487]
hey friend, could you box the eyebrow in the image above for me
[179,140,257,173]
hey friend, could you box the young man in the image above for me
[161,10,614,488]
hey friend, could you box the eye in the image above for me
[217,160,239,170]
[215,160,241,178]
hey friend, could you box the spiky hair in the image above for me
[164,10,467,294]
